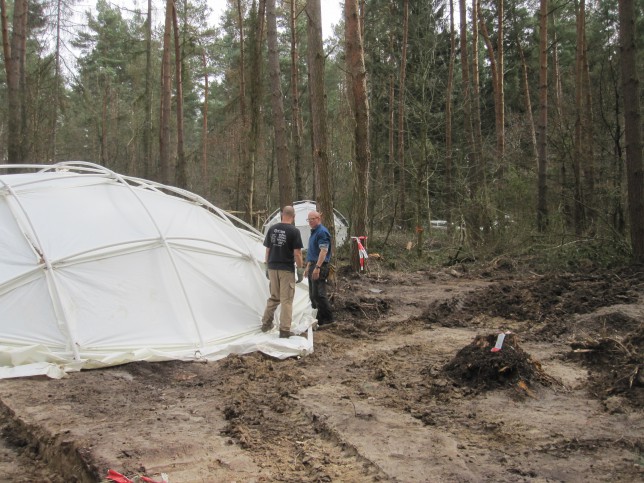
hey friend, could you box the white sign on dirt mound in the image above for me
[0,162,315,379]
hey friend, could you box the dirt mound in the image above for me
[443,333,555,391]
[569,325,644,408]
[422,269,643,340]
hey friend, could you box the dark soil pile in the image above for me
[422,269,643,341]
[569,325,643,407]
[443,333,554,390]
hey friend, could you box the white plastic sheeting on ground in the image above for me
[0,162,316,379]
[263,200,349,248]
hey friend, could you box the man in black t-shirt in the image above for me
[261,205,304,338]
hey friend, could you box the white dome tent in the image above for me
[263,200,349,248]
[0,162,315,379]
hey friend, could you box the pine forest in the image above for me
[0,0,642,265]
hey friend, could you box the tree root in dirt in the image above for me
[443,333,558,391]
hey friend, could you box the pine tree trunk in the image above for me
[537,0,549,232]
[618,0,644,262]
[201,50,209,183]
[306,0,335,241]
[172,0,187,189]
[159,0,173,185]
[397,0,409,227]
[517,40,538,162]
[289,0,304,200]
[445,0,456,225]
[345,0,371,268]
[471,0,483,186]
[141,0,153,178]
[459,0,474,184]
[267,0,293,208]
[2,0,28,163]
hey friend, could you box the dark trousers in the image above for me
[308,264,333,324]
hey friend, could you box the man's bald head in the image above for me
[281,205,295,222]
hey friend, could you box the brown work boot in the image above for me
[279,330,294,338]
[261,321,274,333]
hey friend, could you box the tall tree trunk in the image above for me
[445,0,456,225]
[397,0,409,227]
[551,13,570,227]
[53,0,62,161]
[290,0,304,200]
[581,25,595,227]
[345,0,371,268]
[143,0,153,179]
[306,0,335,241]
[159,0,174,185]
[267,0,293,208]
[172,0,187,189]
[201,50,209,183]
[471,0,483,186]
[537,0,549,232]
[388,27,395,207]
[478,0,504,174]
[573,0,586,234]
[244,0,265,226]
[517,39,538,162]
[618,0,644,262]
[497,0,505,171]
[1,0,28,163]
[459,0,474,184]
[236,0,248,214]
[101,83,109,166]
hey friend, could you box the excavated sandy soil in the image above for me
[0,261,642,482]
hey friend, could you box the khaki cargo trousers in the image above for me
[262,269,296,332]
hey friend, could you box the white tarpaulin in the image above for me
[263,200,349,248]
[0,162,316,379]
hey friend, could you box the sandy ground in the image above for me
[0,261,642,482]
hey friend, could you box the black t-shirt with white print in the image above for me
[263,222,303,271]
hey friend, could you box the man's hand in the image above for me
[265,269,269,280]
[296,267,304,283]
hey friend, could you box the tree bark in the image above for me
[172,0,187,189]
[517,39,538,162]
[289,0,304,200]
[445,0,456,225]
[471,0,483,186]
[397,0,409,227]
[159,0,174,185]
[267,0,294,208]
[143,0,153,178]
[618,0,644,262]
[573,0,586,234]
[306,0,335,241]
[459,0,474,182]
[201,50,209,182]
[244,0,265,226]
[1,0,28,163]
[345,0,371,269]
[537,0,549,232]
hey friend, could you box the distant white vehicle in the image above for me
[430,220,449,229]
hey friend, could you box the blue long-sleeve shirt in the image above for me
[307,224,332,263]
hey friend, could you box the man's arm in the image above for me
[294,248,303,268]
[312,246,328,280]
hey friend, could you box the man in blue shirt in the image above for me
[261,206,304,338]
[304,210,334,325]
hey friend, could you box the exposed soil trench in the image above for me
[1,263,642,482]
